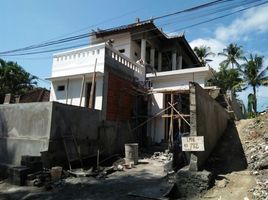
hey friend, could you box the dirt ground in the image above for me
[0,113,267,200]
[0,158,172,200]
[201,113,268,200]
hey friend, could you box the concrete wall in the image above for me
[189,82,230,170]
[0,102,101,167]
[0,102,52,165]
[91,33,132,58]
[47,102,101,167]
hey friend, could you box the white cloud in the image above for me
[190,4,268,71]
[215,5,268,42]
[190,38,226,70]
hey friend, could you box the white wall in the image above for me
[147,69,212,143]
[50,76,103,110]
[91,33,131,58]
[150,93,165,143]
[52,43,105,78]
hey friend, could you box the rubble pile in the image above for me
[241,112,268,199]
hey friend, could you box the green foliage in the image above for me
[208,64,243,94]
[218,43,243,69]
[0,58,37,95]
[193,45,215,66]
[239,54,268,116]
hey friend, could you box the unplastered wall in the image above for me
[48,102,101,166]
[189,82,230,170]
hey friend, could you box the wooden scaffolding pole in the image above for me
[89,58,97,109]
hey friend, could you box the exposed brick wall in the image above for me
[106,72,133,121]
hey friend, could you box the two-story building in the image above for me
[48,21,215,145]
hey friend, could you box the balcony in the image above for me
[50,43,145,82]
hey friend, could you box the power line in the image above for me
[0,0,236,55]
[3,0,266,57]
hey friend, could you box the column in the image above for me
[178,55,182,69]
[158,52,162,72]
[172,51,177,70]
[150,48,155,68]
[141,39,146,63]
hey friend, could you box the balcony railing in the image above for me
[51,43,145,81]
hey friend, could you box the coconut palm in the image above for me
[193,45,215,66]
[218,43,243,69]
[208,63,243,94]
[239,54,268,116]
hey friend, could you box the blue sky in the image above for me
[1,0,268,111]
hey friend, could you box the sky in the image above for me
[0,0,268,111]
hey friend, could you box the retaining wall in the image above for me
[189,82,230,170]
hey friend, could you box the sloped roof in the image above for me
[94,21,201,66]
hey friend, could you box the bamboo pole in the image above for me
[168,102,190,126]
[65,78,69,104]
[89,58,97,109]
[79,75,85,106]
[131,102,177,132]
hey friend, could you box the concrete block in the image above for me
[8,166,30,186]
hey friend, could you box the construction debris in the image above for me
[240,112,268,200]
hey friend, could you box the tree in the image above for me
[208,64,243,94]
[193,45,215,66]
[239,54,268,116]
[218,43,243,69]
[0,59,37,96]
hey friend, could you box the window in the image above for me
[119,49,125,53]
[57,85,65,91]
[134,52,138,57]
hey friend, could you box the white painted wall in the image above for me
[91,33,131,58]
[50,76,103,110]
[147,67,213,143]
[52,43,106,78]
[150,93,165,143]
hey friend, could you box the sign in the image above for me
[182,136,205,151]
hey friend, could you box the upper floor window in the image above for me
[119,49,125,53]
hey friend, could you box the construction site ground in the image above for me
[0,112,267,200]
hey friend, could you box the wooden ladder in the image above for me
[61,132,84,170]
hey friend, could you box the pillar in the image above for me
[178,55,182,69]
[150,48,155,68]
[158,52,162,72]
[172,51,177,70]
[141,39,146,63]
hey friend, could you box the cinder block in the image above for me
[8,166,29,186]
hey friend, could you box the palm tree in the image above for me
[218,43,243,69]
[239,54,268,116]
[193,45,215,66]
[208,63,243,94]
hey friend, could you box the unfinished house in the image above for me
[49,21,216,146]
[1,21,227,173]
